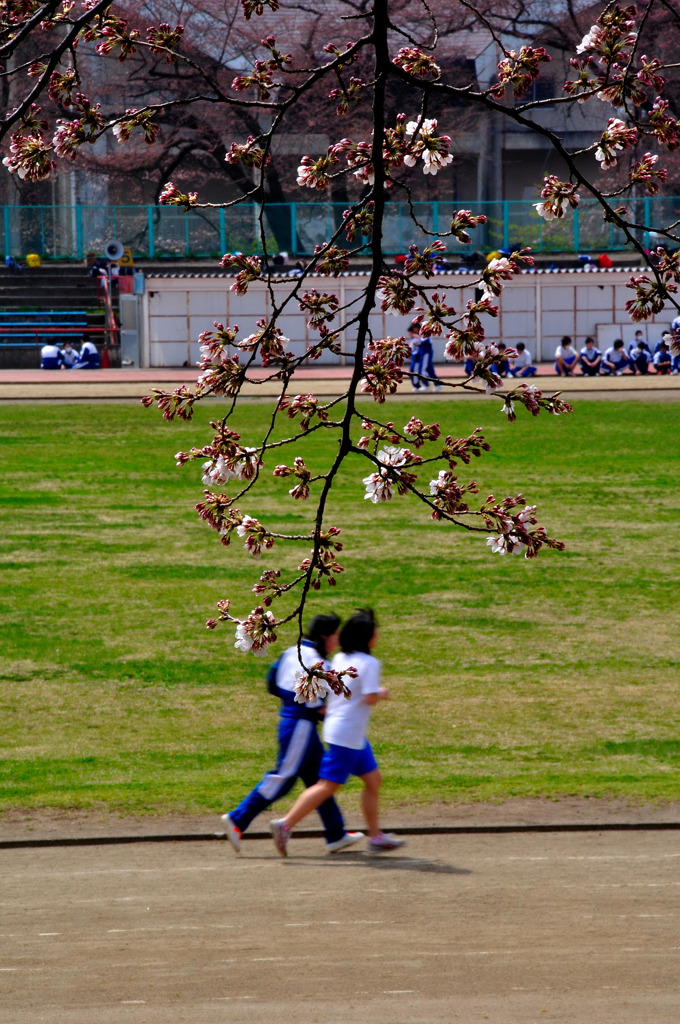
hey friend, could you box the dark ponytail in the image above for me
[339,608,377,655]
[305,613,341,659]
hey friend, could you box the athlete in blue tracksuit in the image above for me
[221,614,363,854]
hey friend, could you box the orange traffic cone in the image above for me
[101,345,110,368]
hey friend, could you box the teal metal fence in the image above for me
[2,197,678,261]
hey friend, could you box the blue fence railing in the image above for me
[2,197,678,261]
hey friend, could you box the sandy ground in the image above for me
[1,825,679,1024]
[2,366,680,402]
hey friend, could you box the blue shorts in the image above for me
[319,741,379,785]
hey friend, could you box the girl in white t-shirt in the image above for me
[270,610,405,856]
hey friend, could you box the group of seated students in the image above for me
[461,326,679,380]
[40,339,100,370]
[463,342,538,379]
[554,329,680,376]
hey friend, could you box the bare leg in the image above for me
[359,768,382,838]
[283,779,341,830]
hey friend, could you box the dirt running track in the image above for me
[1,831,678,1024]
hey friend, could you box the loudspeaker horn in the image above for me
[104,239,125,262]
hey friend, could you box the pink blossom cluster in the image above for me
[298,290,339,330]
[293,662,357,703]
[220,252,262,295]
[492,46,551,100]
[329,77,365,116]
[429,470,479,518]
[625,250,680,321]
[449,210,488,245]
[146,23,184,62]
[392,47,441,80]
[534,176,581,221]
[343,202,374,243]
[236,514,275,558]
[361,337,411,403]
[629,153,667,195]
[403,118,453,176]
[297,527,345,590]
[362,446,421,503]
[278,393,330,431]
[595,117,638,168]
[237,318,290,365]
[313,244,351,276]
[240,0,279,20]
[111,110,159,146]
[403,240,447,279]
[225,137,269,170]
[159,182,199,210]
[234,607,277,655]
[274,457,312,501]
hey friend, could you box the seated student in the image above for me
[579,337,602,376]
[554,336,578,376]
[653,341,672,375]
[672,316,680,374]
[602,339,633,375]
[507,342,537,377]
[653,330,673,355]
[60,340,79,369]
[491,342,510,377]
[73,339,100,369]
[629,336,651,375]
[628,330,651,359]
[40,343,64,370]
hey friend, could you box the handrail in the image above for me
[0,325,120,347]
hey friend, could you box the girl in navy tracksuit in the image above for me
[221,614,363,854]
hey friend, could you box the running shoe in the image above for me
[220,813,242,854]
[367,832,405,854]
[270,818,291,857]
[325,831,365,854]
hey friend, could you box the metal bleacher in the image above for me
[0,311,89,347]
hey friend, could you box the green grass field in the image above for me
[1,397,679,815]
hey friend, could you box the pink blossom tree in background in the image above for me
[3,0,680,695]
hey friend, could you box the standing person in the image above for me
[270,609,405,857]
[408,322,442,392]
[73,337,100,369]
[579,337,602,376]
[407,323,422,391]
[507,342,537,378]
[554,336,578,376]
[221,614,364,855]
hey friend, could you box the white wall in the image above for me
[142,267,675,367]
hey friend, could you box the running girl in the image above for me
[270,609,404,856]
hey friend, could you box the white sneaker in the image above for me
[220,813,242,853]
[269,818,290,857]
[367,832,406,854]
[410,384,421,392]
[325,831,365,854]
[433,384,443,392]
